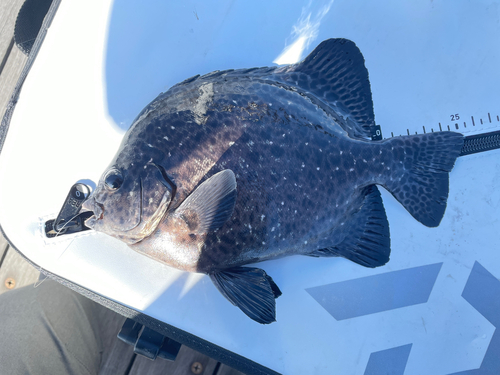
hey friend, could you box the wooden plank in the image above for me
[0,232,8,264]
[0,44,27,121]
[216,363,246,375]
[0,0,26,64]
[0,0,36,294]
[97,311,136,375]
[0,247,40,294]
[129,344,218,375]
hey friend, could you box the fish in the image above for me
[82,39,464,324]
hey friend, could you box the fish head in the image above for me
[82,161,175,244]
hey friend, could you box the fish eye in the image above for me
[104,169,124,190]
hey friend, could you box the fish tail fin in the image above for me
[383,131,463,227]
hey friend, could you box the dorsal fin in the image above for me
[274,38,375,139]
[157,39,375,138]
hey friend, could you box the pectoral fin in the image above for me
[175,169,237,234]
[210,267,282,324]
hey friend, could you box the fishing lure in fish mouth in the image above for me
[82,38,464,324]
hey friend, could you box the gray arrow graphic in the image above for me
[364,344,412,375]
[306,263,442,320]
[450,261,500,374]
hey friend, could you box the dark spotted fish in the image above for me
[82,39,463,324]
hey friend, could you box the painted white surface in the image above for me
[0,0,499,374]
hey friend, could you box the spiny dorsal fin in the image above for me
[210,267,281,324]
[308,185,390,267]
[156,39,375,138]
[174,169,237,234]
[276,38,375,139]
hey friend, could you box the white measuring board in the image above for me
[0,1,499,374]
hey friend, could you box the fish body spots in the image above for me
[95,60,402,273]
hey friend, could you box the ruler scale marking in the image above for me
[383,110,499,156]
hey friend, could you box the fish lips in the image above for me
[81,197,103,229]
[80,190,172,243]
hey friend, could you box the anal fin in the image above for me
[308,185,390,268]
[209,267,281,324]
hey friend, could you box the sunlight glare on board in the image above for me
[179,273,206,299]
[274,0,334,65]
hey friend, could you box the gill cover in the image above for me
[84,162,174,244]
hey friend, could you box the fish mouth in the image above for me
[82,198,104,219]
[81,198,104,229]
[94,202,104,220]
